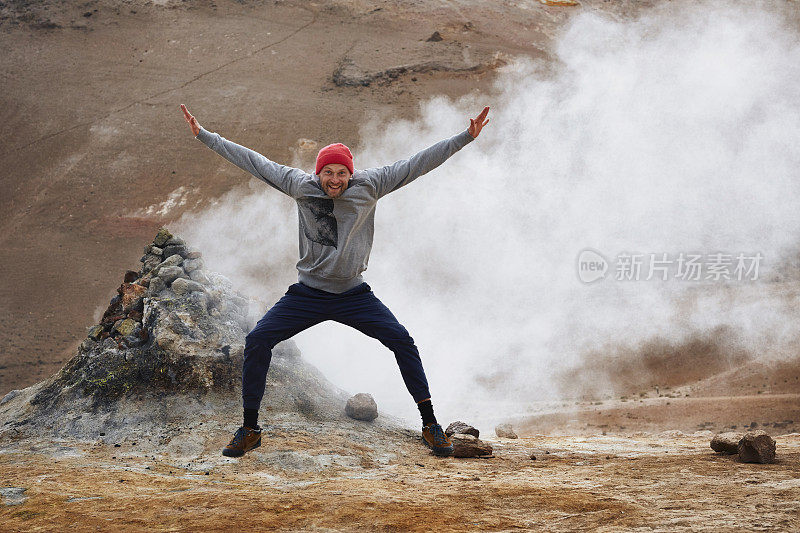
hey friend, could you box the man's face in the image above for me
[319,163,351,198]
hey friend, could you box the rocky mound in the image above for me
[0,229,404,446]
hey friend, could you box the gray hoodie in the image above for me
[196,126,474,293]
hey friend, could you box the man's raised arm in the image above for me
[369,106,490,199]
[181,104,305,198]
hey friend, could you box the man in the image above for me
[181,103,490,457]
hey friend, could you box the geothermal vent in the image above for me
[0,229,411,451]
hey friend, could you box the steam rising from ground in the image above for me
[176,1,800,425]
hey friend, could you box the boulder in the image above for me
[446,421,479,438]
[738,431,776,464]
[156,254,184,271]
[495,423,518,439]
[711,432,742,454]
[451,434,493,458]
[186,250,202,259]
[148,276,166,295]
[162,244,188,259]
[153,227,173,247]
[189,270,211,285]
[183,258,205,273]
[141,254,162,272]
[345,393,378,421]
[171,278,205,296]
[144,245,163,257]
[158,266,184,285]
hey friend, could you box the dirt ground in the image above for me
[1,430,798,532]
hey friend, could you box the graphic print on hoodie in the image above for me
[297,197,338,248]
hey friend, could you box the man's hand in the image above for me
[181,104,202,136]
[468,106,490,138]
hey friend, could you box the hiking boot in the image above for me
[222,426,262,457]
[422,423,454,457]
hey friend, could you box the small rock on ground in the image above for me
[738,431,776,464]
[495,423,518,439]
[345,393,378,421]
[710,432,742,454]
[451,434,493,458]
[446,421,479,438]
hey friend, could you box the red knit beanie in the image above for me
[315,143,354,175]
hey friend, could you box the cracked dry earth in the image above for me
[1,431,799,532]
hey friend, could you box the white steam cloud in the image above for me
[175,1,800,426]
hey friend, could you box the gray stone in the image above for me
[189,270,210,285]
[172,278,205,296]
[738,431,776,464]
[0,390,20,405]
[158,266,185,284]
[164,236,185,246]
[147,276,166,295]
[711,432,742,454]
[345,393,378,421]
[446,421,479,438]
[149,246,164,257]
[162,244,188,259]
[0,487,27,506]
[183,258,205,273]
[153,227,172,247]
[153,254,184,274]
[142,254,162,272]
[186,250,203,259]
[451,434,493,458]
[495,423,518,439]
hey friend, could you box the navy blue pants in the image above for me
[242,282,431,410]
